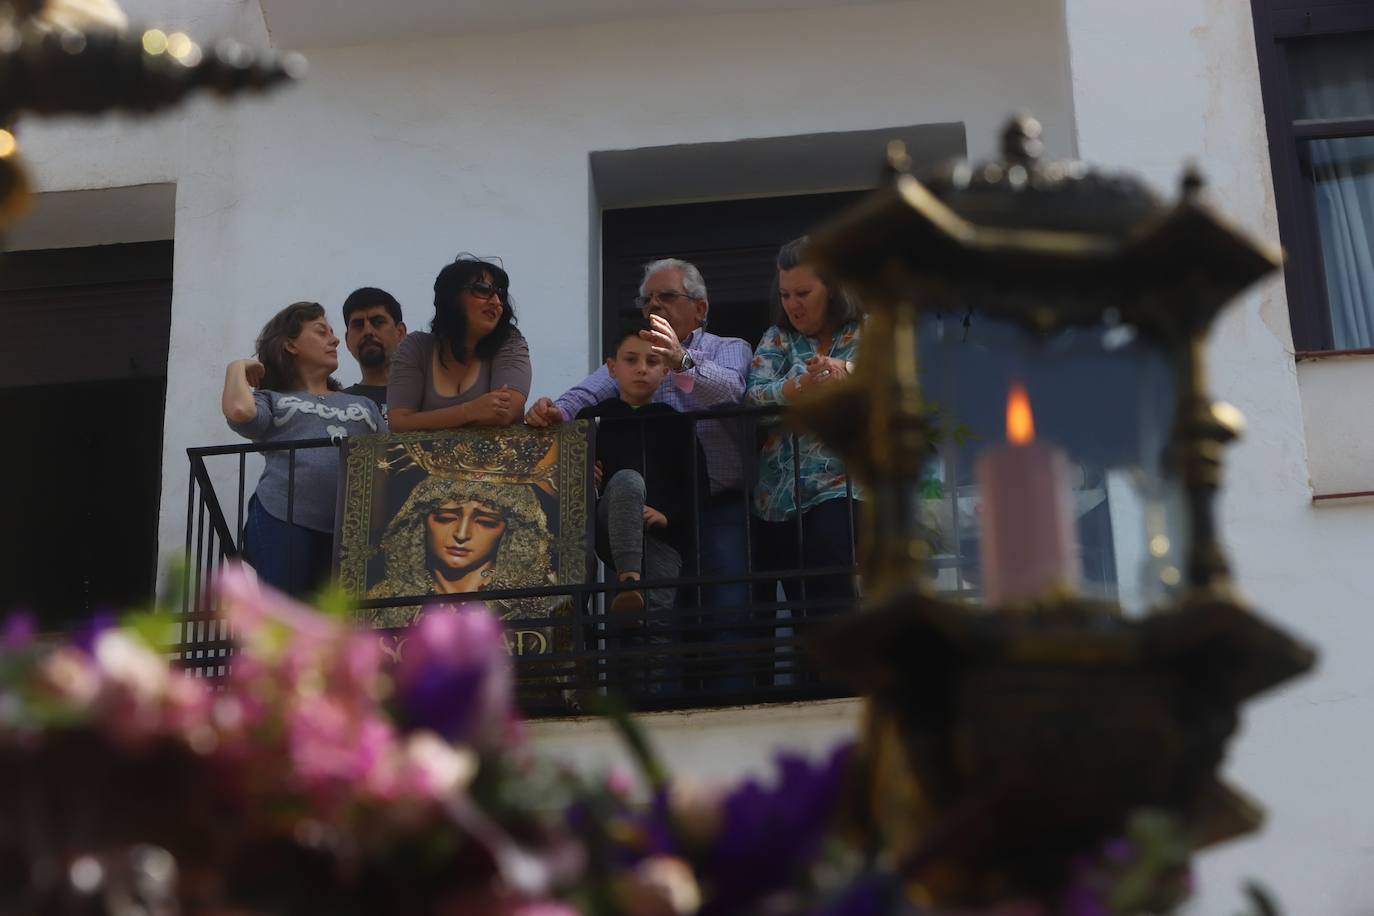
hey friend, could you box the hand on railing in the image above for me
[468,385,521,426]
[523,397,565,428]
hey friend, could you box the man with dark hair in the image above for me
[342,287,406,419]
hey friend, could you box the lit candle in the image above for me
[975,382,1080,607]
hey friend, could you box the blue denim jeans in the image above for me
[683,494,751,691]
[696,496,750,614]
[241,495,334,598]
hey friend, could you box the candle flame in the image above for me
[1006,382,1035,445]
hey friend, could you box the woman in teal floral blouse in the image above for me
[746,236,864,612]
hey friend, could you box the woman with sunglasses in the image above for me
[389,254,531,431]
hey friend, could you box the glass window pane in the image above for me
[1287,31,1374,120]
[912,312,1183,615]
[1303,135,1374,349]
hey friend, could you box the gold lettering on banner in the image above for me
[502,629,550,656]
[382,628,553,661]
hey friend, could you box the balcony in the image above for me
[178,405,862,715]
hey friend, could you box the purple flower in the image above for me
[1060,883,1111,916]
[0,610,34,650]
[1101,838,1134,866]
[696,743,853,916]
[72,608,118,653]
[393,605,513,748]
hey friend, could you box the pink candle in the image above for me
[975,383,1080,607]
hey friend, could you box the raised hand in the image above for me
[237,358,266,387]
[639,314,686,370]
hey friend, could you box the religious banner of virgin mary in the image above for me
[334,423,593,657]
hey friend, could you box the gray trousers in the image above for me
[597,469,681,612]
[597,469,681,693]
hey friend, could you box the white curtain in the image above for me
[1290,33,1374,349]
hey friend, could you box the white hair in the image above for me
[639,258,708,310]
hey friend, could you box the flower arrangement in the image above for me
[0,564,1275,915]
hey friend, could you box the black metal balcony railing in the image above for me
[178,405,861,716]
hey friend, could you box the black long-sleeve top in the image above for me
[576,398,709,554]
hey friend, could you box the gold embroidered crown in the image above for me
[386,431,559,495]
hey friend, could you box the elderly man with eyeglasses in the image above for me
[526,258,753,667]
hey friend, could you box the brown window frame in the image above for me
[1251,0,1374,355]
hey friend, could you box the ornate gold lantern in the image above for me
[798,115,1317,906]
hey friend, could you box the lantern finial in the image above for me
[884,139,912,179]
[1180,163,1206,200]
[1001,113,1044,164]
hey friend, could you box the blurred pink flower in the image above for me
[287,698,392,783]
[666,780,723,850]
[35,646,100,707]
[217,563,340,655]
[633,856,701,915]
[399,731,478,799]
[94,630,170,703]
[508,903,580,916]
[158,670,213,739]
[334,631,386,702]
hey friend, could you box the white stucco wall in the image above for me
[1296,354,1374,497]
[16,0,1077,579]
[18,0,1374,912]
[1065,2,1374,914]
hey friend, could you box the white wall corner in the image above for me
[1296,355,1374,499]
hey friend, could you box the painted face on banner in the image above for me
[426,499,508,575]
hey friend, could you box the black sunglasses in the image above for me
[462,281,507,302]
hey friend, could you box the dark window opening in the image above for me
[0,241,172,630]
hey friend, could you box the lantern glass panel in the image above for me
[913,308,1186,614]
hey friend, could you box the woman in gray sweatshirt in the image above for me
[222,301,385,596]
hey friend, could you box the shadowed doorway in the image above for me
[0,241,172,630]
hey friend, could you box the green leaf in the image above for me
[122,608,179,651]
[156,555,193,616]
[311,582,357,619]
